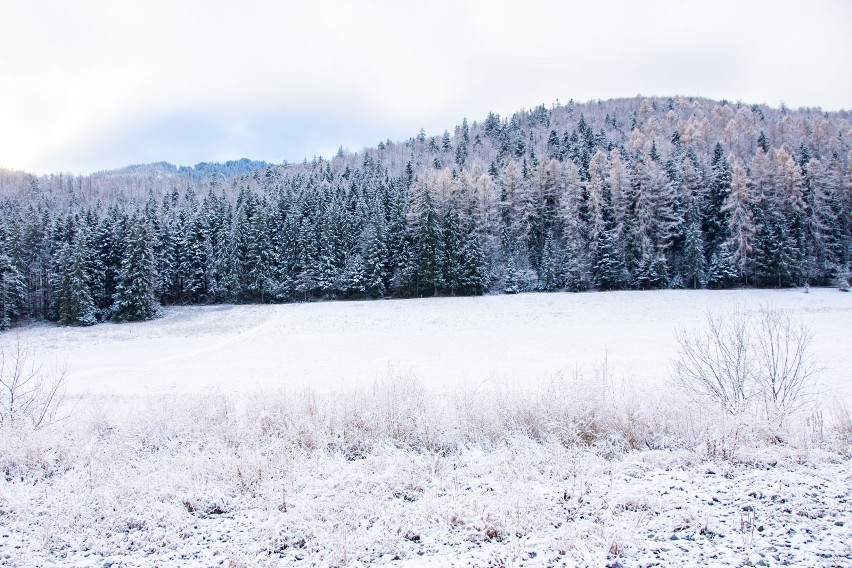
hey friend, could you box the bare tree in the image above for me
[754,307,817,421]
[673,306,818,422]
[0,335,67,428]
[673,309,754,414]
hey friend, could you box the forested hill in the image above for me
[1,96,851,328]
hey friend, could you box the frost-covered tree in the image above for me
[723,156,755,283]
[0,252,26,330]
[51,230,97,327]
[410,177,444,296]
[682,201,706,289]
[0,96,850,329]
[112,217,158,322]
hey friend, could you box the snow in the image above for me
[11,288,852,403]
[2,289,851,567]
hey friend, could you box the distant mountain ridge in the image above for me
[92,158,271,181]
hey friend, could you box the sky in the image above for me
[1,0,851,175]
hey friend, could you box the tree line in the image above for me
[1,96,850,328]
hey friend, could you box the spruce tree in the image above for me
[807,158,845,284]
[442,207,463,295]
[504,256,519,294]
[0,252,26,329]
[410,179,443,296]
[112,217,158,322]
[52,232,97,326]
[682,202,706,289]
[460,228,489,295]
[593,227,624,291]
[704,142,732,258]
[539,233,562,291]
[364,222,389,298]
[706,242,738,289]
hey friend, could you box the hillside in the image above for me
[1,96,851,329]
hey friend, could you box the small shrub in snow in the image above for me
[0,336,68,429]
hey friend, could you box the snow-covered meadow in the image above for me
[10,288,852,401]
[1,289,851,566]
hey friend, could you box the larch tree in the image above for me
[723,156,756,283]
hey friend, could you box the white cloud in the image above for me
[1,0,850,173]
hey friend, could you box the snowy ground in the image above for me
[10,288,852,402]
[2,289,851,567]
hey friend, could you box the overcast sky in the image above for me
[2,0,851,175]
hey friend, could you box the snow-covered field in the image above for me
[10,288,852,401]
[2,289,851,567]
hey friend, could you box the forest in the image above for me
[0,96,850,328]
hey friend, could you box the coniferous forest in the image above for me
[1,96,851,329]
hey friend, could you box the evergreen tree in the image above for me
[0,252,26,329]
[752,207,797,287]
[539,233,562,291]
[442,207,463,295]
[180,211,209,303]
[682,202,706,289]
[441,130,452,151]
[52,230,97,326]
[0,96,850,329]
[410,178,444,296]
[235,188,273,302]
[503,255,519,294]
[90,208,126,318]
[593,227,624,291]
[112,217,158,322]
[704,142,732,258]
[364,221,389,298]
[706,242,739,289]
[806,158,845,284]
[460,227,489,295]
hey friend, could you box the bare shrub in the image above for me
[753,307,817,421]
[0,335,68,428]
[673,307,818,424]
[673,309,754,414]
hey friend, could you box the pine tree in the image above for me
[504,255,519,294]
[634,241,668,290]
[558,161,591,292]
[704,142,732,258]
[460,227,489,295]
[593,227,624,291]
[52,230,97,326]
[364,221,389,298]
[112,217,158,322]
[343,252,366,297]
[539,233,562,291]
[806,158,845,284]
[752,207,797,287]
[0,252,26,329]
[441,130,452,151]
[442,206,463,295]
[410,178,444,296]
[90,208,126,318]
[706,242,739,289]
[180,211,209,303]
[682,201,706,289]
